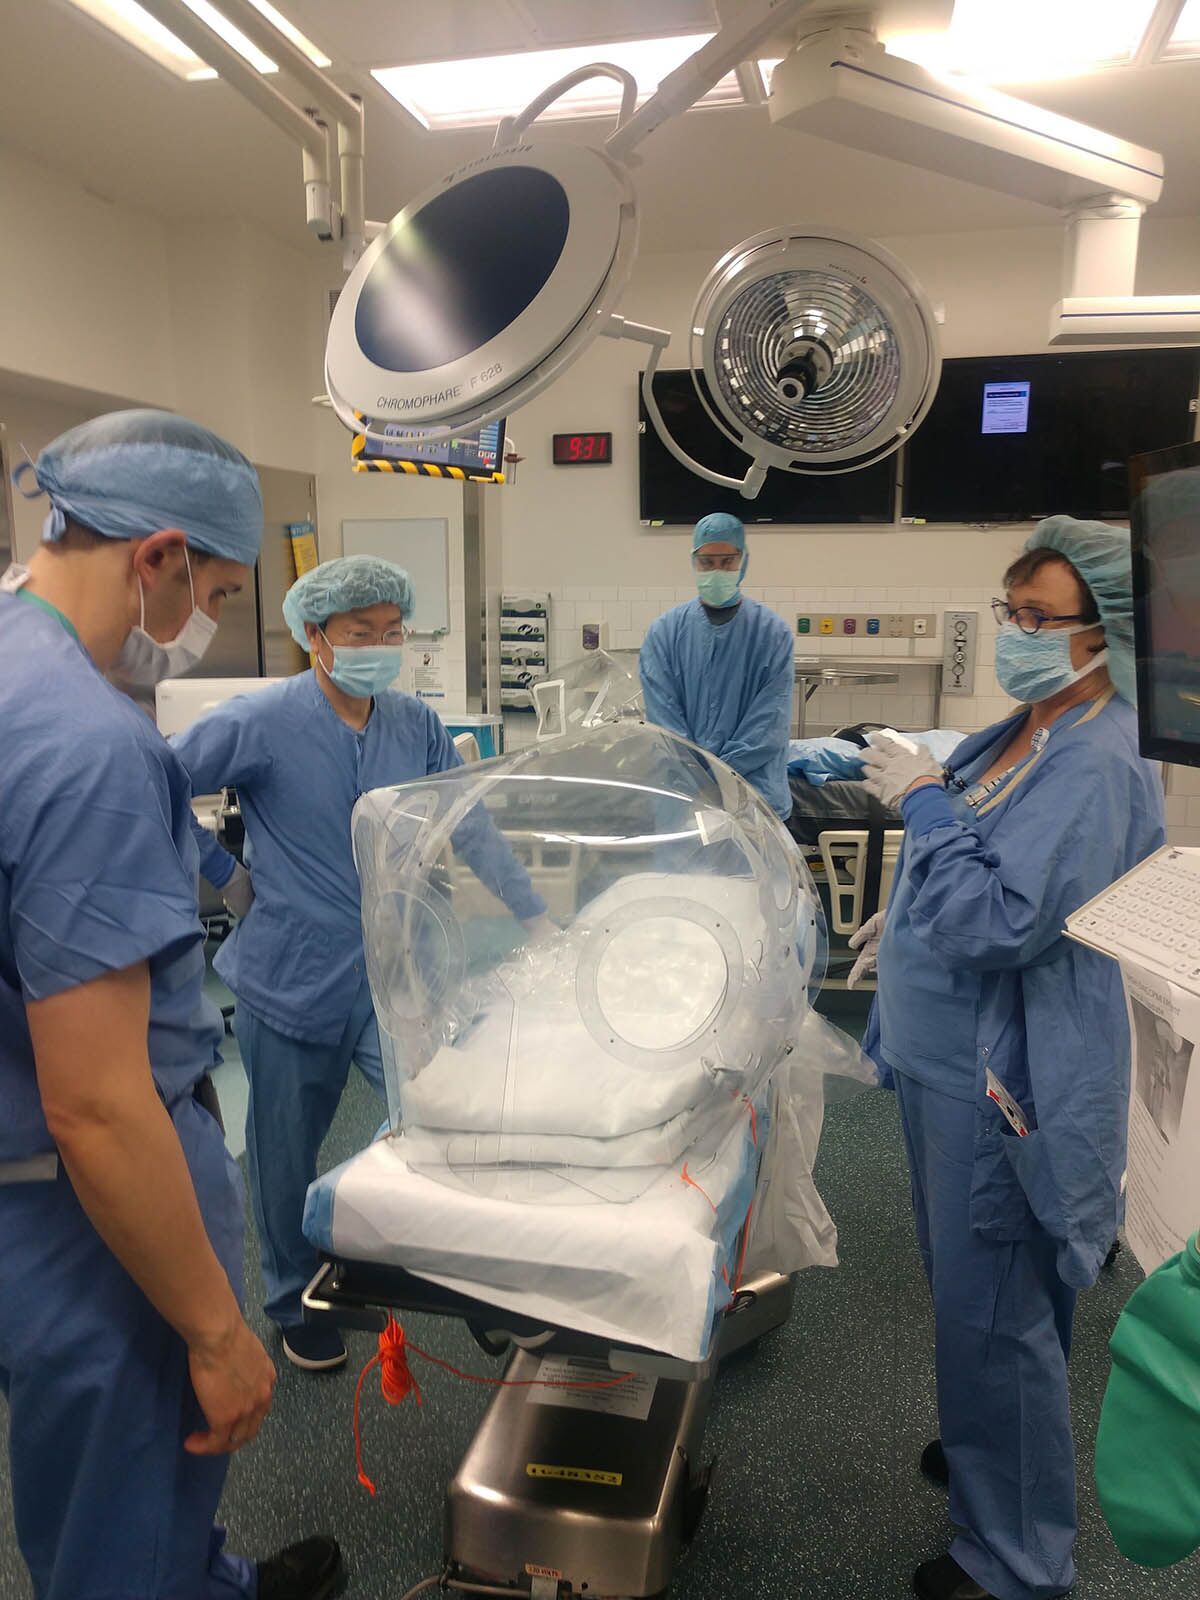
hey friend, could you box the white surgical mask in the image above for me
[110,547,217,693]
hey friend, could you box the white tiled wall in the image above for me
[1164,763,1200,848]
[503,588,1199,852]
[503,583,1010,751]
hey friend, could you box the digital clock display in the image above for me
[552,431,612,465]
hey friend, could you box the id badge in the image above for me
[986,1069,1030,1137]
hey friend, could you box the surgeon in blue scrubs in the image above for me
[856,518,1165,1600]
[173,555,547,1373]
[640,513,795,819]
[0,412,341,1600]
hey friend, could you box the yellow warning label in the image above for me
[525,1463,622,1487]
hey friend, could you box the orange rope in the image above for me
[353,1316,635,1495]
[679,1161,717,1211]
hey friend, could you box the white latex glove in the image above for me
[846,910,885,990]
[860,734,945,810]
[221,862,255,919]
[522,913,558,946]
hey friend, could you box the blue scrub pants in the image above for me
[238,984,386,1329]
[894,1072,1078,1600]
[0,1097,255,1600]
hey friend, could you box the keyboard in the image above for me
[1067,847,1200,994]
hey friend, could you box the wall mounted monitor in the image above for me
[638,368,895,525]
[902,348,1200,524]
[355,416,505,477]
[1130,437,1200,770]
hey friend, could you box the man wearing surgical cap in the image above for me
[640,512,795,818]
[172,555,547,1373]
[0,412,342,1599]
[855,515,1164,1600]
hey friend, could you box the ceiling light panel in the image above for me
[1167,0,1200,57]
[63,0,217,78]
[884,0,1159,81]
[64,0,329,78]
[372,34,745,131]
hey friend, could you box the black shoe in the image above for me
[1104,1237,1122,1270]
[913,1554,994,1600]
[282,1322,347,1372]
[920,1437,950,1487]
[258,1536,345,1600]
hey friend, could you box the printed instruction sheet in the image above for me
[1121,960,1200,1274]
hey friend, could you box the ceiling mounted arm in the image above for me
[605,0,812,161]
[136,0,369,265]
[494,63,639,148]
[205,0,365,263]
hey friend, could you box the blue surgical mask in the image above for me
[994,621,1107,703]
[318,630,404,698]
[696,570,742,608]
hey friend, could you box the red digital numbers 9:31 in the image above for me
[552,432,613,465]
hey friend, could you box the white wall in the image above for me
[0,387,104,560]
[0,149,322,480]
[311,407,472,710]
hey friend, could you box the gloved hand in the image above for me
[522,913,559,947]
[861,734,945,809]
[221,862,255,919]
[846,910,885,989]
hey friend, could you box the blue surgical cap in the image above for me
[692,512,746,555]
[15,409,262,566]
[1024,516,1136,704]
[282,555,415,648]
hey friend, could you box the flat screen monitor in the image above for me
[357,416,505,476]
[638,369,895,525]
[1130,438,1200,769]
[902,349,1200,523]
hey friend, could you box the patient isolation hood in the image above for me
[355,721,823,1196]
[306,723,837,1359]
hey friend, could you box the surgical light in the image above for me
[325,2,806,444]
[641,227,942,499]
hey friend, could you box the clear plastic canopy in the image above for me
[353,721,827,1206]
[532,648,644,741]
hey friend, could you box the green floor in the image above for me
[1,1014,1196,1599]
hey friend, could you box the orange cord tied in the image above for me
[353,1315,636,1496]
[354,1317,421,1495]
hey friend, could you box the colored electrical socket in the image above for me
[867,617,881,635]
[843,618,857,634]
[796,616,811,634]
[819,617,835,635]
[912,617,929,636]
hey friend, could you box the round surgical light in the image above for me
[693,228,941,473]
[325,141,638,439]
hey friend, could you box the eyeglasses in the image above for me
[323,625,406,647]
[991,598,1088,635]
[694,554,741,572]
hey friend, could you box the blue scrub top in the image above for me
[171,672,542,1045]
[0,596,223,1163]
[870,691,1166,1285]
[640,597,795,819]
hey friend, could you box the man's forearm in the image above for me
[52,1087,242,1352]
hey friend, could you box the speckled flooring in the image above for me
[1,993,1196,1599]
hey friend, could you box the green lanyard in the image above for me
[13,587,81,645]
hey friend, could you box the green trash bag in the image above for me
[1095,1231,1200,1568]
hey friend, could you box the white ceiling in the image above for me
[3,0,1198,258]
